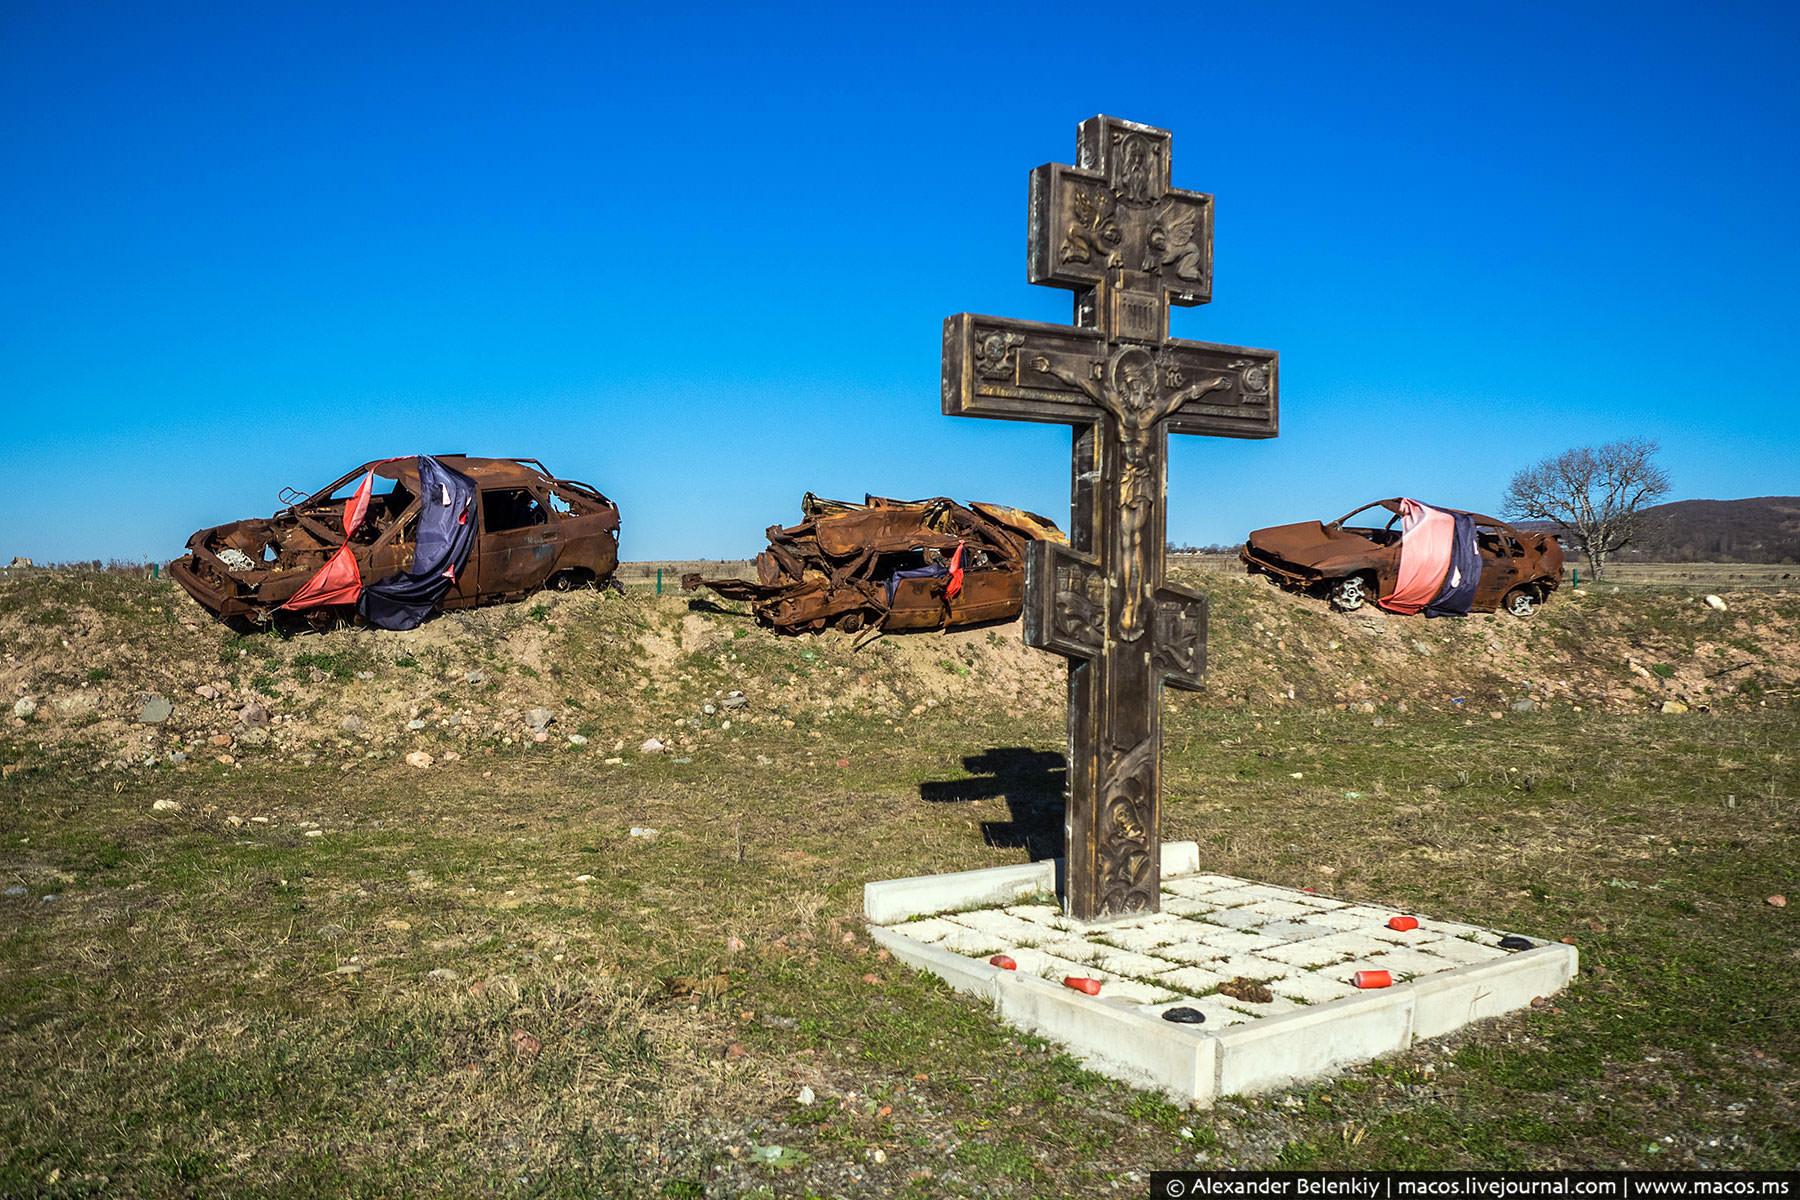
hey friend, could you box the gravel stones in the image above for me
[406,751,434,769]
[238,703,270,727]
[13,697,37,718]
[524,708,554,732]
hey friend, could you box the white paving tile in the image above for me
[1034,937,1110,964]
[1203,885,1290,906]
[1202,907,1271,931]
[1089,977,1180,1006]
[1305,909,1383,932]
[889,917,961,944]
[1153,965,1229,995]
[1259,931,1390,969]
[1364,947,1466,978]
[1104,924,1187,953]
[1419,936,1510,965]
[950,910,1050,943]
[1253,919,1339,941]
[1001,903,1064,925]
[1368,924,1439,945]
[1242,899,1318,920]
[933,925,1009,956]
[1272,971,1363,1005]
[1175,924,1284,953]
[1161,877,1226,900]
[1205,953,1301,980]
[1003,948,1091,980]
[1087,945,1185,980]
[1160,895,1225,917]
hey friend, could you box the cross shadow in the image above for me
[919,747,1066,862]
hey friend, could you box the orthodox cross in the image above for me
[942,115,1279,921]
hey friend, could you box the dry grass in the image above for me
[0,570,1796,1195]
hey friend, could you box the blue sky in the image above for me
[4,1,1796,563]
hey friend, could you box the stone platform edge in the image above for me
[863,847,1577,1105]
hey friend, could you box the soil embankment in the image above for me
[2,565,1794,773]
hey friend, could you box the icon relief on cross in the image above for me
[941,115,1280,921]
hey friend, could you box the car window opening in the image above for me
[484,489,549,532]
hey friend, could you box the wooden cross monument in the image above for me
[943,115,1280,921]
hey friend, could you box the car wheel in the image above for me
[1505,588,1538,617]
[549,570,583,592]
[1329,575,1371,612]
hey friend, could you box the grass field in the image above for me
[0,575,1795,1196]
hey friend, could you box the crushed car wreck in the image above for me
[683,494,1065,634]
[1241,497,1563,617]
[171,455,620,629]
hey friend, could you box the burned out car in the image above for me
[1240,498,1563,617]
[171,455,620,627]
[684,494,1065,634]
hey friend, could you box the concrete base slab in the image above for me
[865,843,1576,1106]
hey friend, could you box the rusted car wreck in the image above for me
[683,494,1064,634]
[172,455,620,628]
[1241,497,1563,617]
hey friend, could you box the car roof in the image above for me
[316,456,564,498]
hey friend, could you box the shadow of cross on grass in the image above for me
[920,747,1067,862]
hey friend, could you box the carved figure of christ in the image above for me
[941,115,1279,921]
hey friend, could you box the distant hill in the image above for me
[1518,496,1800,564]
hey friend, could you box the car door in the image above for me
[363,503,485,610]
[477,486,561,599]
[1472,527,1524,610]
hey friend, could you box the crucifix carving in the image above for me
[942,115,1279,921]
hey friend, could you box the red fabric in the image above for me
[282,470,375,611]
[341,470,374,539]
[1377,498,1454,614]
[282,543,363,610]
[945,541,965,600]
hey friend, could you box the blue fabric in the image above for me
[1423,512,1480,618]
[886,563,948,606]
[357,457,478,630]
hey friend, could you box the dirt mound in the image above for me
[2,566,1795,773]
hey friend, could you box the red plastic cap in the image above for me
[988,954,1017,970]
[1387,916,1420,932]
[1352,969,1393,989]
[1063,976,1102,995]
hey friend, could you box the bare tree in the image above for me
[1502,439,1670,579]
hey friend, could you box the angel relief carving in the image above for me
[1143,199,1204,281]
[1062,185,1121,267]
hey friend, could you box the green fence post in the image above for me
[656,568,662,596]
